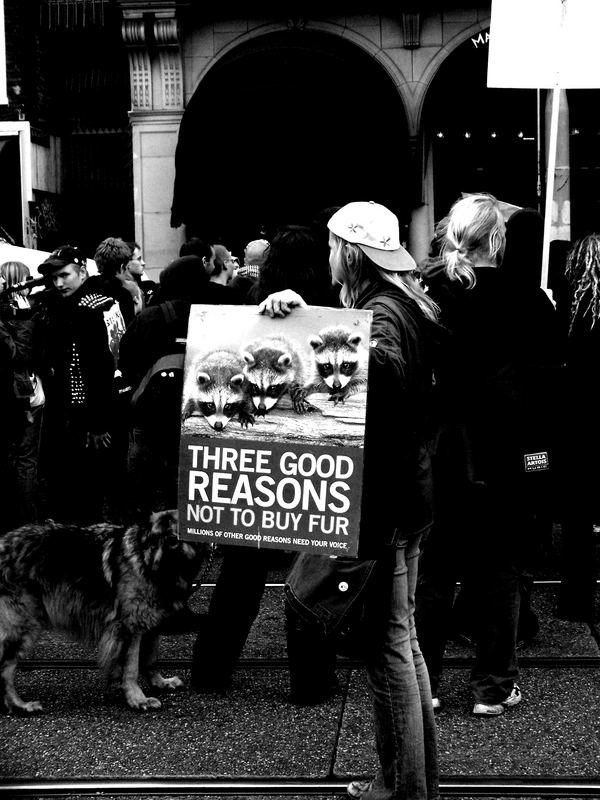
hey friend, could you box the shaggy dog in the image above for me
[0,510,206,714]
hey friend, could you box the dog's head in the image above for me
[115,511,208,598]
[149,509,180,546]
[146,509,206,573]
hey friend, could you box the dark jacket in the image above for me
[285,279,440,633]
[423,265,562,416]
[421,264,564,491]
[134,275,158,307]
[86,274,136,327]
[119,255,216,416]
[561,292,600,478]
[119,299,191,394]
[43,282,119,433]
[0,306,41,403]
[356,281,438,553]
[202,281,247,305]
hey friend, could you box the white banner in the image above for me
[0,0,7,105]
[488,0,600,89]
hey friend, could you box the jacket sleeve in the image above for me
[365,299,411,396]
[0,320,17,363]
[77,309,116,433]
[118,310,163,390]
[4,317,35,371]
[117,314,142,389]
[364,296,436,440]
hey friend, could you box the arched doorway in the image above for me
[171,30,410,254]
[423,33,540,223]
[568,89,600,240]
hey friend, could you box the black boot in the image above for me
[285,605,339,705]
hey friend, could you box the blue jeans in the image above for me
[362,533,439,800]
[13,404,44,524]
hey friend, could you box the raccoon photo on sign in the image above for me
[180,304,372,447]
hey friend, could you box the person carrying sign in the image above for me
[259,201,441,800]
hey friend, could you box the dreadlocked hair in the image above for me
[566,233,600,334]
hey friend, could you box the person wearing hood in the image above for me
[119,251,211,519]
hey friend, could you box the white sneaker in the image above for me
[347,779,373,798]
[472,685,522,716]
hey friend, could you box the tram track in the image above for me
[3,775,600,797]
[7,580,599,799]
[19,653,600,671]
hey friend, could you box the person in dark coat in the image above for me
[415,194,561,717]
[37,246,122,524]
[0,261,46,529]
[555,233,600,621]
[119,253,211,519]
[448,207,565,646]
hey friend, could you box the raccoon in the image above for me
[241,336,312,415]
[182,350,254,431]
[304,325,368,405]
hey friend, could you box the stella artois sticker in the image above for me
[524,451,550,472]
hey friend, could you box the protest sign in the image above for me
[487,0,600,90]
[0,1,6,106]
[487,0,600,294]
[178,304,372,557]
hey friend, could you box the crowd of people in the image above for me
[1,194,599,800]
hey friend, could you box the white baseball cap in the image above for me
[327,200,416,272]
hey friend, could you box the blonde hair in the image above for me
[329,234,438,322]
[442,193,506,288]
[0,260,30,286]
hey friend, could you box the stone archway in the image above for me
[171,30,411,254]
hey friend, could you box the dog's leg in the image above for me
[0,642,43,715]
[99,629,124,685]
[140,632,184,692]
[121,633,161,711]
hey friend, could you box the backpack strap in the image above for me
[161,299,177,325]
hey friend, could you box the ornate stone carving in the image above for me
[287,18,306,31]
[402,12,421,49]
[159,49,183,109]
[154,16,179,47]
[120,7,182,111]
[130,48,152,109]
[155,16,183,109]
[121,17,145,46]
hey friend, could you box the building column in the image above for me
[120,2,185,275]
[545,88,571,242]
[129,111,183,278]
[407,138,435,266]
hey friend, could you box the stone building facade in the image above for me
[2,1,596,277]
